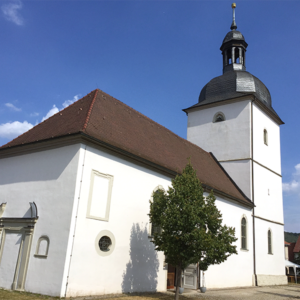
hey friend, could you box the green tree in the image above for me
[149,162,237,300]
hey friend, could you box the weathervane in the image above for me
[231,3,237,30]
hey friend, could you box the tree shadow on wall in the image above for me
[122,223,159,293]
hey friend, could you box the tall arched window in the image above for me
[241,217,247,250]
[264,129,268,145]
[149,187,164,237]
[268,230,272,254]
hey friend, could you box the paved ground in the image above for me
[171,285,300,299]
[74,285,300,300]
[0,285,299,300]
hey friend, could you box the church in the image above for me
[0,4,286,297]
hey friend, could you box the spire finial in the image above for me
[231,3,237,30]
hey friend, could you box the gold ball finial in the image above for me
[232,3,236,8]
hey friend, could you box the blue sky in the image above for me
[0,0,299,232]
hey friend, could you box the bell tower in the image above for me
[184,3,286,287]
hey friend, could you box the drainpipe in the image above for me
[63,145,87,297]
[251,99,257,286]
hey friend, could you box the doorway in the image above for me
[183,264,197,289]
[0,219,36,291]
[167,264,176,289]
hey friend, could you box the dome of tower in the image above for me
[198,71,272,107]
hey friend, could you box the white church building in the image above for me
[0,5,286,297]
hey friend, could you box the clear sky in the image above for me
[0,0,299,232]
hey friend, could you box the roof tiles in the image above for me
[0,89,251,205]
[294,235,300,253]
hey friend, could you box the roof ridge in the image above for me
[83,89,99,130]
[98,90,210,157]
[58,90,96,114]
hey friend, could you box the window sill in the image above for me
[268,253,273,255]
[240,248,249,252]
[34,254,47,259]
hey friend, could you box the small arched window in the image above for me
[268,230,272,254]
[241,217,247,250]
[213,112,225,123]
[264,129,268,145]
[35,236,50,258]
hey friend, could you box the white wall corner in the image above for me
[60,144,87,297]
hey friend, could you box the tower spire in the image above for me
[230,3,237,30]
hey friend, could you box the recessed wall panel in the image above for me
[87,170,113,221]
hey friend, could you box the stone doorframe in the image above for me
[0,217,37,291]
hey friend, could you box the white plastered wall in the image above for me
[252,102,285,284]
[253,163,284,224]
[252,103,281,175]
[204,195,253,288]
[187,100,251,161]
[0,144,81,296]
[187,100,252,199]
[255,218,285,277]
[220,160,252,199]
[65,145,171,297]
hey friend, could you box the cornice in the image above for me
[183,95,284,125]
[183,95,253,114]
[0,133,83,159]
[0,132,252,209]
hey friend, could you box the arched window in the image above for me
[268,230,272,254]
[241,217,247,250]
[149,187,164,237]
[35,236,50,258]
[213,112,225,123]
[264,129,268,145]
[227,49,231,65]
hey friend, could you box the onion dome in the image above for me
[198,71,272,107]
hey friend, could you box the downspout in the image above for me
[64,145,87,297]
[251,99,257,286]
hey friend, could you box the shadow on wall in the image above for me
[122,223,159,293]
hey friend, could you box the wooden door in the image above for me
[167,264,176,289]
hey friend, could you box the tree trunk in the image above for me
[175,266,182,300]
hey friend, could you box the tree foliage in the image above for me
[149,162,237,297]
[284,232,300,243]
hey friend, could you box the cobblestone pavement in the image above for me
[180,285,300,299]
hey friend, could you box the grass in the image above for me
[0,289,198,300]
[0,288,60,300]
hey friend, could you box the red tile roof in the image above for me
[294,235,300,253]
[0,89,252,205]
[285,241,291,245]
